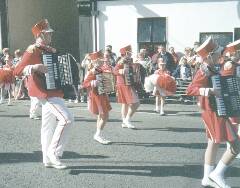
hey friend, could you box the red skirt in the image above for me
[88,91,112,115]
[116,85,139,104]
[0,69,14,84]
[202,110,239,143]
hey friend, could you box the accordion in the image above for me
[42,53,73,90]
[96,72,115,95]
[123,63,142,87]
[210,67,240,117]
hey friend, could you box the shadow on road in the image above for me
[111,142,225,149]
[0,151,108,164]
[74,117,141,123]
[137,110,201,117]
[0,114,29,118]
[68,164,240,179]
[136,127,205,133]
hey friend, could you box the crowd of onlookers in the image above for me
[0,48,29,102]
[76,42,202,102]
[0,42,202,103]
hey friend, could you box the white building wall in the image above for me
[97,0,240,55]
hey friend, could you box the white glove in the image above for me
[119,69,125,75]
[91,80,98,88]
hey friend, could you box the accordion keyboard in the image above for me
[42,53,59,90]
[42,53,73,90]
[211,75,226,116]
[211,74,240,117]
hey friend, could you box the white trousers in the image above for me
[40,97,73,163]
[30,97,41,116]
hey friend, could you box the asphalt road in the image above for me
[0,99,239,188]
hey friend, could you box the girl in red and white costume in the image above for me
[14,19,73,169]
[82,51,112,144]
[0,55,15,105]
[153,58,176,115]
[187,37,240,188]
[114,45,140,129]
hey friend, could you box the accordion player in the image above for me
[209,64,240,117]
[42,52,73,90]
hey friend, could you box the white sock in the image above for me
[122,117,125,123]
[203,164,214,180]
[125,115,130,123]
[95,128,101,137]
[160,101,164,114]
[155,106,159,111]
[213,160,228,177]
[226,142,231,150]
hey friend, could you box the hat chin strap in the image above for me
[36,35,46,45]
[38,33,51,46]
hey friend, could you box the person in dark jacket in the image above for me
[151,45,176,74]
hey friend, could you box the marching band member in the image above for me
[186,37,240,188]
[114,45,140,129]
[224,39,240,160]
[0,55,15,105]
[144,58,176,115]
[81,51,112,145]
[14,19,73,169]
[154,58,176,115]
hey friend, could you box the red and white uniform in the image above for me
[14,45,63,99]
[153,69,176,96]
[113,62,139,104]
[14,44,73,163]
[186,63,239,143]
[82,64,112,115]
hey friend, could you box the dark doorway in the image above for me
[137,17,166,57]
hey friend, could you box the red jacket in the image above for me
[13,44,63,98]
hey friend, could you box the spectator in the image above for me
[78,53,91,102]
[169,46,179,65]
[105,45,117,66]
[172,57,192,103]
[172,57,191,80]
[193,41,200,54]
[13,49,23,66]
[190,43,203,77]
[151,45,176,74]
[135,52,151,76]
[1,48,10,66]
[13,49,28,100]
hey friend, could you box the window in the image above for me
[199,32,233,47]
[234,28,240,41]
[137,17,166,56]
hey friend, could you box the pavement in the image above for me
[0,99,239,188]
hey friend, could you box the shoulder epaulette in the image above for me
[200,63,211,77]
[26,44,37,53]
